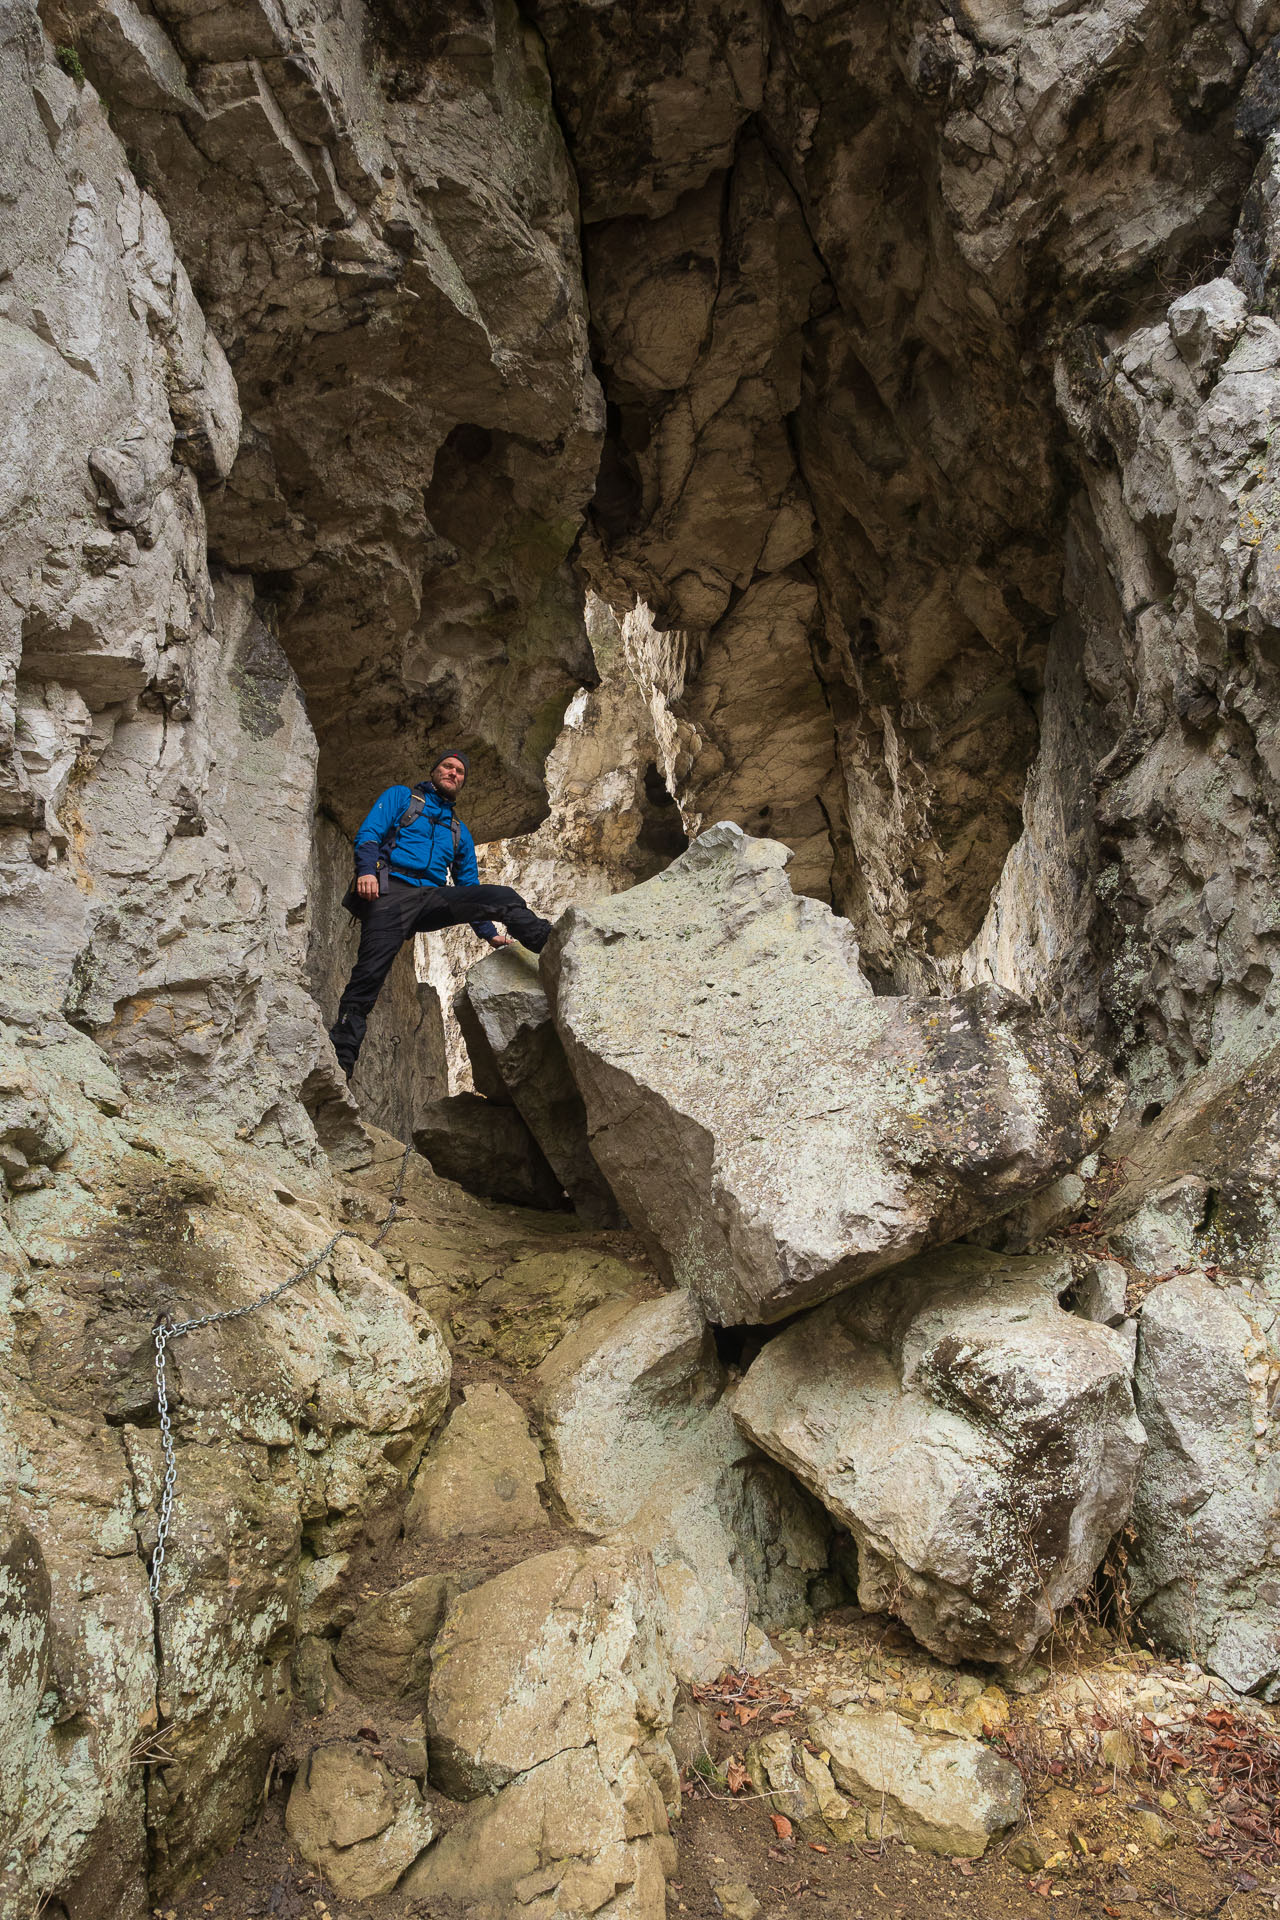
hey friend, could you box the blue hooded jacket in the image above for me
[353,783,496,940]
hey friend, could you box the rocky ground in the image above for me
[150,1136,1280,1920]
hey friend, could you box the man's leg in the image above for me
[414,883,554,952]
[329,885,416,1075]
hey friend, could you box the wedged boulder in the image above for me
[426,1542,677,1800]
[405,1382,549,1540]
[809,1708,1023,1858]
[285,1744,433,1898]
[536,1288,832,1681]
[461,947,623,1228]
[410,1543,677,1915]
[734,1246,1146,1667]
[333,1573,457,1699]
[544,824,1115,1325]
[1129,1273,1280,1696]
[413,1093,567,1211]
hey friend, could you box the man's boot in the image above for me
[329,1012,363,1081]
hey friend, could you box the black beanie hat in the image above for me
[430,748,470,778]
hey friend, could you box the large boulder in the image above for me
[284,1744,433,1898]
[405,1382,549,1541]
[408,1544,677,1915]
[734,1245,1146,1667]
[809,1708,1023,1858]
[402,1744,672,1918]
[544,824,1115,1325]
[461,947,623,1228]
[536,1288,831,1681]
[425,1543,676,1800]
[1128,1273,1280,1696]
[413,1093,567,1212]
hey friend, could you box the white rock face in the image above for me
[547,823,1114,1325]
[0,18,353,1152]
[36,0,605,842]
[536,1288,831,1681]
[1129,1272,1280,1697]
[969,262,1280,1113]
[734,1245,1146,1667]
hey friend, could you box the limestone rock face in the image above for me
[0,1022,450,1912]
[810,1708,1024,1858]
[0,14,351,1149]
[536,1288,831,1681]
[968,260,1280,1110]
[1094,1035,1280,1294]
[531,0,1251,963]
[285,1744,433,1899]
[38,0,603,841]
[547,824,1114,1325]
[10,0,1280,1905]
[734,1246,1146,1667]
[1129,1273,1280,1697]
[462,945,622,1228]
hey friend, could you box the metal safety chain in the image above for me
[149,1139,413,1601]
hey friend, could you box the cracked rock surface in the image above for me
[546,823,1114,1325]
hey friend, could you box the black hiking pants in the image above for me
[329,880,553,1073]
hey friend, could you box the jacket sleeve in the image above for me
[454,824,498,941]
[353,787,408,877]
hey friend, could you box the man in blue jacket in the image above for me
[328,750,552,1079]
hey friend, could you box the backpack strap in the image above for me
[450,814,461,877]
[380,783,428,860]
[398,784,429,835]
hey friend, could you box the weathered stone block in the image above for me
[462,946,623,1227]
[546,823,1115,1325]
[734,1245,1145,1666]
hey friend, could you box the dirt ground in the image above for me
[162,1743,1280,1920]
[165,1618,1280,1920]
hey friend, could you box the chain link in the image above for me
[149,1140,413,1601]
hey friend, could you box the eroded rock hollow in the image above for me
[4,0,1280,1915]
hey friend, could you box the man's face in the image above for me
[432,755,466,798]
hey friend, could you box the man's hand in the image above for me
[356,873,380,901]
[487,933,512,948]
